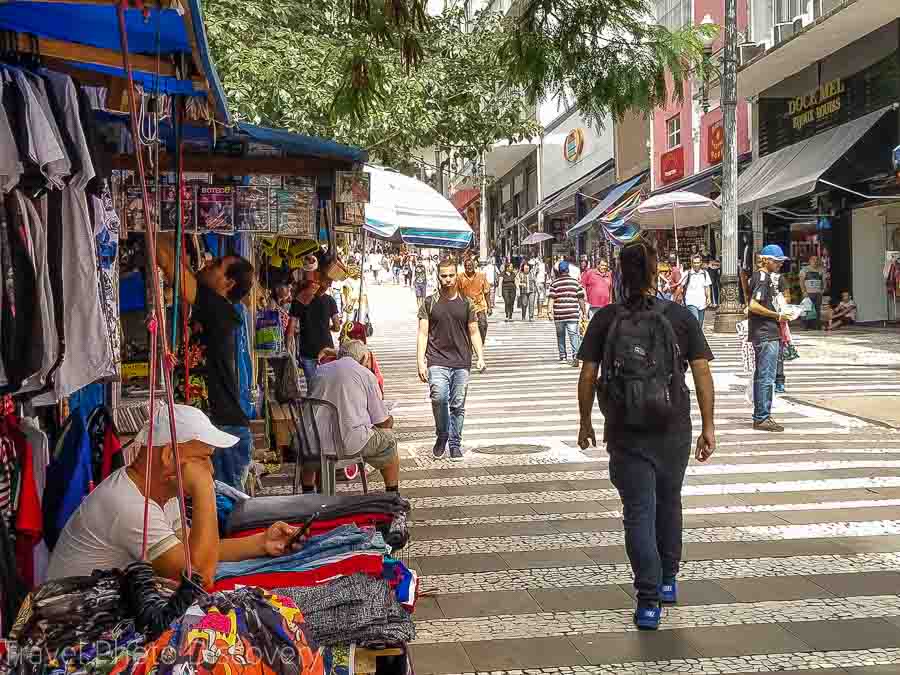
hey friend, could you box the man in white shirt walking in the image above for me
[681,254,713,327]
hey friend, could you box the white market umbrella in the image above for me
[364,165,474,249]
[521,232,554,245]
[629,191,721,254]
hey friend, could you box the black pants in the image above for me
[476,311,488,343]
[608,441,690,608]
[503,290,516,319]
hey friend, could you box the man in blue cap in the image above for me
[748,244,789,432]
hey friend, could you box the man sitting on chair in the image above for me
[301,340,400,494]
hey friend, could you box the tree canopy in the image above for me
[202,0,714,168]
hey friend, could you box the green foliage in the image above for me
[202,0,715,166]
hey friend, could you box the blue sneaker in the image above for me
[775,383,786,394]
[633,605,661,630]
[660,580,678,605]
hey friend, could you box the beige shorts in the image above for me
[357,427,397,470]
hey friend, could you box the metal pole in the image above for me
[713,0,741,334]
[479,151,489,261]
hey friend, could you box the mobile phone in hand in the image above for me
[289,510,321,548]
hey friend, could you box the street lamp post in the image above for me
[710,0,743,334]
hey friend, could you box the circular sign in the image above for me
[563,128,585,163]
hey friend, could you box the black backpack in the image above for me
[596,299,687,430]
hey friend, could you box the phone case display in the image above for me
[196,186,235,233]
[277,176,317,236]
[159,185,196,231]
[235,186,276,232]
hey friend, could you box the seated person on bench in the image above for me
[301,340,400,494]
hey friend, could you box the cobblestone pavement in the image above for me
[266,283,900,675]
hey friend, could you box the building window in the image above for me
[666,115,681,149]
[654,0,692,31]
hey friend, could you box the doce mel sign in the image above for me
[789,78,845,131]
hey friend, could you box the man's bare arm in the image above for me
[416,318,429,383]
[156,233,198,305]
[577,361,599,448]
[690,358,716,462]
[749,299,781,319]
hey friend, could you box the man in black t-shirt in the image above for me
[575,238,715,631]
[748,245,789,432]
[417,259,486,462]
[157,234,255,490]
[290,279,341,392]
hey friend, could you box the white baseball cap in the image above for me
[134,404,240,448]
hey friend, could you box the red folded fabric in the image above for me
[211,553,385,591]
[229,513,393,539]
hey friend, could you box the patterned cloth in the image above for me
[112,587,324,675]
[273,574,415,647]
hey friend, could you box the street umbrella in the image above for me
[521,232,554,245]
[364,165,474,249]
[629,191,721,254]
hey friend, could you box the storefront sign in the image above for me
[563,129,585,163]
[788,78,845,132]
[660,147,685,184]
[707,121,724,165]
[759,50,900,155]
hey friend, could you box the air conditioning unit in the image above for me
[739,42,767,66]
[813,0,842,20]
[774,18,804,43]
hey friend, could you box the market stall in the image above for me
[0,3,416,674]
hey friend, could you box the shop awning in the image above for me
[566,171,647,239]
[364,164,474,249]
[736,105,896,213]
[236,124,366,164]
[0,0,230,123]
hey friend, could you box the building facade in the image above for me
[737,0,900,323]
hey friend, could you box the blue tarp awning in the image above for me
[95,110,367,166]
[237,124,366,164]
[567,171,647,239]
[0,0,229,123]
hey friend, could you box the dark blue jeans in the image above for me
[299,356,319,393]
[428,366,470,450]
[609,444,690,607]
[753,340,780,422]
[213,425,253,490]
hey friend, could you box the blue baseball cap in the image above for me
[760,244,788,261]
[558,261,569,273]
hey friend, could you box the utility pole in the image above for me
[713,0,741,333]
[479,151,489,260]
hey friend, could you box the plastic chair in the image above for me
[288,397,369,497]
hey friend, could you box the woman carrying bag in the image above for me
[516,263,537,321]
[501,262,518,322]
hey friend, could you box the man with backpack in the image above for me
[576,237,716,631]
[680,254,713,326]
[417,258,486,461]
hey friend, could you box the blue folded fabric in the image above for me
[215,524,388,580]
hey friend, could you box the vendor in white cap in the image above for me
[47,404,300,587]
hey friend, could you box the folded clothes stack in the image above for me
[225,493,410,550]
[212,524,391,591]
[273,573,415,647]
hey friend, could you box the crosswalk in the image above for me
[265,284,900,675]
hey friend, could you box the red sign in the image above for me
[660,147,685,184]
[707,121,724,165]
